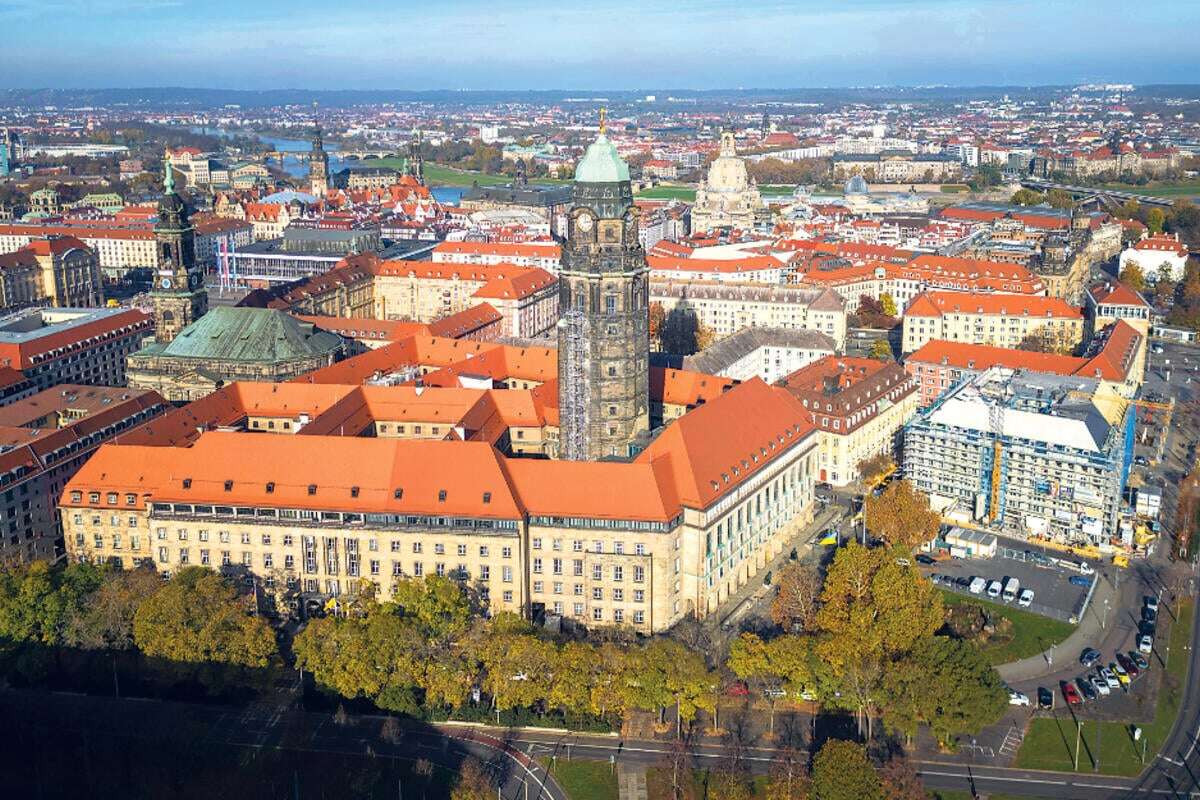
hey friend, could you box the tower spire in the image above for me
[599,107,607,136]
[163,150,175,194]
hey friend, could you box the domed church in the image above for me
[691,131,766,233]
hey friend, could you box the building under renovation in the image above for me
[904,368,1135,547]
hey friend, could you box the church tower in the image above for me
[557,112,650,461]
[149,158,207,343]
[309,102,329,196]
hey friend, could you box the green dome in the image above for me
[574,134,629,184]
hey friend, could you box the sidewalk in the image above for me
[997,569,1119,684]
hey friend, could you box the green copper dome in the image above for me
[574,134,629,184]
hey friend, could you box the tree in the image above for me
[878,293,898,318]
[864,479,940,553]
[868,339,893,361]
[695,320,717,352]
[451,757,494,800]
[857,453,895,488]
[391,575,473,643]
[649,302,667,348]
[1010,188,1044,206]
[65,565,161,650]
[880,636,1008,747]
[1045,189,1075,209]
[810,739,881,800]
[878,755,925,800]
[0,560,104,647]
[1148,207,1166,234]
[133,567,276,669]
[479,632,555,714]
[547,640,599,716]
[1119,262,1147,292]
[1016,328,1064,354]
[771,563,822,632]
[294,606,424,704]
[765,746,809,800]
[814,543,943,738]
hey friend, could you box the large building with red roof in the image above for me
[1118,232,1190,283]
[901,290,1085,354]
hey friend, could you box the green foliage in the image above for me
[810,739,881,800]
[1010,188,1044,206]
[1045,189,1076,209]
[1148,207,1166,234]
[868,339,892,360]
[1119,261,1147,292]
[133,566,276,669]
[881,636,1008,745]
[0,560,104,646]
[391,575,473,642]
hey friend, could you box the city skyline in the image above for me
[2,0,1198,90]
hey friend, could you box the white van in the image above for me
[1002,577,1020,602]
[969,576,986,594]
[986,579,1002,598]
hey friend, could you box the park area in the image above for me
[938,590,1075,665]
[1014,600,1194,776]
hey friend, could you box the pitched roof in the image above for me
[903,291,1082,319]
[636,378,816,509]
[503,458,681,523]
[147,307,344,363]
[1088,281,1151,309]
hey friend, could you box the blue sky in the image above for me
[2,0,1197,89]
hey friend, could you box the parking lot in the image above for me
[920,538,1094,623]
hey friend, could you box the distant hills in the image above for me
[3,85,1199,110]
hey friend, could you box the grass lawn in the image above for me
[634,186,697,201]
[549,759,619,800]
[1098,181,1200,198]
[940,184,971,193]
[939,590,1075,665]
[1014,599,1194,776]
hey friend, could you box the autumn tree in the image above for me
[479,632,555,715]
[1046,189,1075,209]
[771,562,822,632]
[1119,262,1147,292]
[451,756,494,800]
[878,755,925,800]
[0,560,105,647]
[649,302,667,348]
[813,543,943,738]
[879,293,898,318]
[1010,188,1044,206]
[765,746,809,800]
[1148,207,1166,234]
[547,640,599,717]
[133,566,276,669]
[65,565,161,650]
[864,479,940,553]
[869,339,893,361]
[391,575,474,643]
[880,636,1008,747]
[857,453,895,488]
[810,739,881,800]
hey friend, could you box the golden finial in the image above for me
[599,107,607,136]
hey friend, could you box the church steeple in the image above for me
[557,114,650,461]
[150,153,206,344]
[309,101,329,196]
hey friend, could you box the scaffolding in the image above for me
[558,308,591,461]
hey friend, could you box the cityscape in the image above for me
[1,2,1200,799]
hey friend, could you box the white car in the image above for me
[987,580,1003,598]
[1008,690,1030,706]
[1139,634,1154,655]
[1091,675,1111,696]
[1100,667,1120,689]
[1079,562,1095,575]
[1018,588,1034,607]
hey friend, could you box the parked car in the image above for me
[1037,686,1054,709]
[1091,675,1111,697]
[1146,595,1160,613]
[725,681,750,697]
[987,580,1003,598]
[969,576,986,594]
[955,576,972,589]
[1070,576,1092,588]
[1100,667,1120,690]
[1143,607,1158,625]
[1140,619,1158,637]
[1062,681,1082,705]
[1008,690,1030,707]
[1002,577,1020,602]
[1139,635,1154,655]
[1111,662,1130,687]
[1135,455,1150,467]
[1018,588,1034,607]
[916,554,936,565]
[1077,677,1097,701]
[1080,647,1101,668]
[1117,654,1140,679]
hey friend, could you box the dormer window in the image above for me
[394,488,403,499]
[223,480,233,492]
[307,484,317,495]
[350,486,360,498]
[182,478,192,489]
[438,490,447,502]
[482,492,492,504]
[265,482,275,494]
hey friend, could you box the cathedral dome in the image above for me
[575,134,630,184]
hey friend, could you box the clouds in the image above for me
[1,0,1196,89]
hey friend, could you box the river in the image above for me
[189,126,464,204]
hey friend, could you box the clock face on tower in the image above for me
[160,277,172,290]
[576,213,594,233]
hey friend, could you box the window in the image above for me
[552,558,562,575]
[573,603,584,616]
[457,543,467,556]
[413,541,423,553]
[572,539,583,552]
[503,591,513,604]
[434,543,444,555]
[502,566,513,583]
[263,553,273,568]
[240,532,250,545]
[613,609,624,623]
[177,529,187,541]
[480,565,490,580]
[633,590,644,603]
[413,562,424,577]
[532,558,543,574]
[573,559,583,577]
[157,547,168,563]
[592,564,602,581]
[613,588,624,602]
[532,537,542,550]
[502,546,512,559]
[613,565,623,582]
[592,587,603,601]
[200,549,210,565]
[553,581,563,594]
[574,583,583,596]
[437,490,446,502]
[479,545,489,557]
[633,565,645,583]
[633,610,644,625]
[592,607,603,621]
[221,551,231,566]
[533,581,544,593]
[198,529,209,542]
[219,531,230,543]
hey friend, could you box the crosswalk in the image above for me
[998,725,1024,759]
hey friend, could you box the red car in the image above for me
[725,681,750,697]
[1061,680,1082,705]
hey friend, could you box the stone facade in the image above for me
[691,132,765,233]
[557,134,651,461]
[148,170,208,344]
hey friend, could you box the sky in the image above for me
[2,0,1197,90]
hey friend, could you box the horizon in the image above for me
[2,0,1197,90]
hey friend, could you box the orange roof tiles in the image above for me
[636,378,816,509]
[504,458,681,523]
[649,367,736,408]
[1088,281,1151,308]
[433,241,561,259]
[903,291,1082,319]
